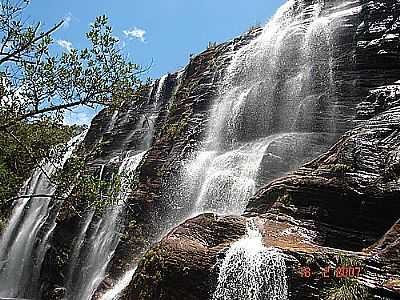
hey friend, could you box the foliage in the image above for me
[0,120,77,207]
[334,253,364,268]
[207,41,217,49]
[248,23,262,31]
[0,1,145,211]
[54,153,143,215]
[54,156,120,214]
[323,254,369,300]
[0,2,143,129]
[278,192,293,206]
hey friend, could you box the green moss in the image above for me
[329,164,352,175]
[277,192,293,206]
[168,99,179,115]
[324,278,370,300]
[323,254,369,300]
[165,118,188,139]
[248,23,262,31]
[334,253,364,268]
[207,41,217,49]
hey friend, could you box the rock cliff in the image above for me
[122,0,400,299]
[36,0,400,299]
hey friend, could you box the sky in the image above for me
[26,0,286,125]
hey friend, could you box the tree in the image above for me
[0,0,145,208]
[0,2,143,130]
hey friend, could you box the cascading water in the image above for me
[63,151,146,300]
[168,0,361,220]
[0,131,87,299]
[0,1,365,298]
[157,1,360,297]
[212,219,288,300]
[99,267,137,300]
[65,75,169,300]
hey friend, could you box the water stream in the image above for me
[166,0,361,224]
[65,75,169,299]
[0,132,87,299]
[164,0,360,298]
[212,220,288,300]
[64,151,147,300]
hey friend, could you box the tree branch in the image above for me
[0,21,63,65]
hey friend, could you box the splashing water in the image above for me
[65,73,169,300]
[212,220,288,300]
[101,1,362,298]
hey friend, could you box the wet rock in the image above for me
[124,213,399,300]
[125,214,246,300]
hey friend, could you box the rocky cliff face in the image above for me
[39,27,263,299]
[122,0,400,299]
[36,0,400,299]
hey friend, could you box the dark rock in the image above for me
[126,214,246,300]
[126,212,399,300]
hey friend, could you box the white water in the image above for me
[0,131,87,299]
[94,1,362,298]
[64,151,146,300]
[154,74,168,108]
[193,134,292,215]
[0,0,364,298]
[93,75,172,299]
[165,0,362,225]
[160,1,361,298]
[65,73,170,300]
[212,220,288,300]
[100,267,137,300]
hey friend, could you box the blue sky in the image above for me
[26,0,286,125]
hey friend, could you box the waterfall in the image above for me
[64,151,146,300]
[154,74,168,108]
[212,219,288,300]
[64,73,171,300]
[167,0,361,220]
[99,267,137,300]
[0,131,87,299]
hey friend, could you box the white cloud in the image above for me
[57,39,73,52]
[123,27,146,42]
[63,13,73,29]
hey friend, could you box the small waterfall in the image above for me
[67,74,170,300]
[212,219,288,300]
[193,134,291,215]
[64,151,146,300]
[154,74,168,108]
[99,267,137,300]
[0,131,87,299]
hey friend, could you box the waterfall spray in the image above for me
[212,219,288,300]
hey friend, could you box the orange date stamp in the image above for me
[299,266,362,279]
